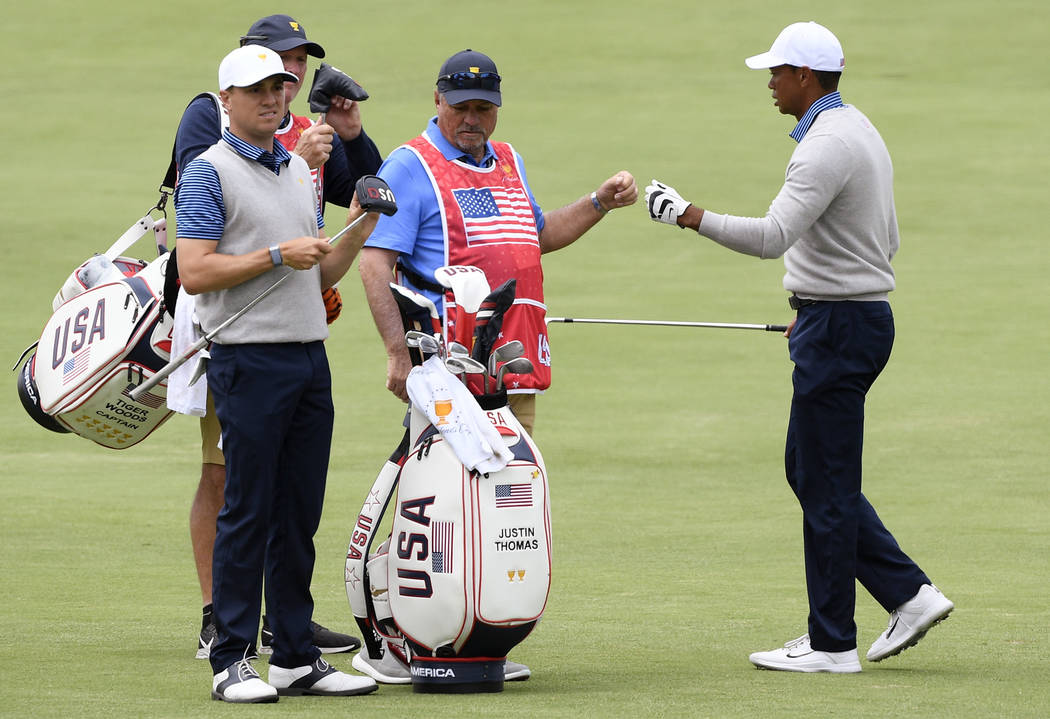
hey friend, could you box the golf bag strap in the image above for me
[104,216,155,261]
[161,92,228,192]
[396,258,445,295]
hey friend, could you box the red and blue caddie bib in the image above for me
[404,135,551,391]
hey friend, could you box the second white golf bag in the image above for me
[15,213,175,449]
[346,389,551,693]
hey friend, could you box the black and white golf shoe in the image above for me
[268,657,377,697]
[211,659,278,703]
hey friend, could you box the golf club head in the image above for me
[488,339,525,379]
[446,356,486,375]
[493,340,525,361]
[496,356,534,390]
[405,331,442,356]
[308,62,368,113]
[418,336,443,356]
[448,341,471,357]
[405,330,429,345]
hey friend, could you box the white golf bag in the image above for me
[346,391,551,693]
[15,213,176,449]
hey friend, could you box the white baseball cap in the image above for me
[744,22,845,72]
[218,44,298,90]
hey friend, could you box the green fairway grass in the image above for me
[2,0,1046,716]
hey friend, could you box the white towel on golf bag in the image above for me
[165,288,208,417]
[406,356,513,474]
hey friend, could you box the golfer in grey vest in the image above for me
[645,21,953,673]
[175,45,378,702]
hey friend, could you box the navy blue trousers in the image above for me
[206,341,333,672]
[785,302,929,652]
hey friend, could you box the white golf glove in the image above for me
[645,179,691,227]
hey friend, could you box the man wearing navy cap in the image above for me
[359,49,636,434]
[645,21,954,673]
[171,13,379,662]
[354,47,635,684]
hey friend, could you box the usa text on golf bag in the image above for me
[16,215,174,449]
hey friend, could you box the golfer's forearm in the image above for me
[359,251,406,354]
[177,240,275,294]
[320,210,379,288]
[366,287,407,355]
[538,195,603,254]
[321,236,362,290]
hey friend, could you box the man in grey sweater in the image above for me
[176,45,378,702]
[645,21,953,673]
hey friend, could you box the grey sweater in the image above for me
[195,140,328,344]
[699,105,899,301]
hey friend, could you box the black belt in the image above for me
[788,294,819,310]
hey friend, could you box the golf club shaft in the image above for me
[129,213,368,401]
[545,317,789,332]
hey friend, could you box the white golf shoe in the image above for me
[867,584,954,662]
[211,658,279,703]
[749,634,861,673]
[268,657,377,696]
[352,643,412,684]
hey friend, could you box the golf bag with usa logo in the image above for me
[346,282,551,693]
[15,210,175,449]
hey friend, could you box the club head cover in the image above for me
[471,278,516,363]
[308,62,369,113]
[356,175,398,216]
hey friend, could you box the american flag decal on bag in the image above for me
[431,521,454,574]
[62,348,92,385]
[495,482,533,508]
[452,187,539,247]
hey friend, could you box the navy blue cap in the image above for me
[240,14,325,58]
[437,49,501,106]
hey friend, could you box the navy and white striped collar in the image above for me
[222,128,292,173]
[790,91,845,143]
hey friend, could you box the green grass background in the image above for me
[2,0,1047,716]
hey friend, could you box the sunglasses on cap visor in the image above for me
[438,71,501,92]
[239,34,268,46]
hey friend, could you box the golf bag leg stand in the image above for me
[346,428,409,659]
[347,396,551,693]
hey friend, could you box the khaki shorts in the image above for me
[200,390,225,466]
[507,393,536,437]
